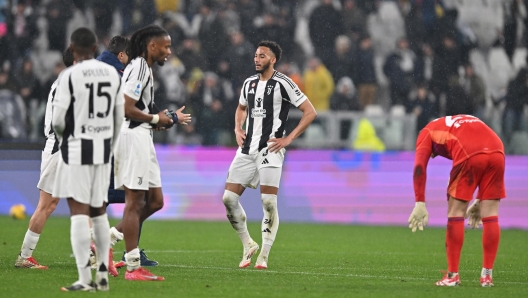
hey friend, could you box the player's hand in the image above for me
[176,106,191,125]
[157,109,173,127]
[235,128,246,147]
[408,202,429,232]
[267,137,292,153]
[465,199,482,229]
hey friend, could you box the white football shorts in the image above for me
[114,126,161,191]
[52,159,111,207]
[226,147,285,188]
[37,151,60,195]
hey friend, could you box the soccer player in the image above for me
[112,25,191,281]
[222,40,317,269]
[95,35,158,269]
[408,115,505,287]
[14,49,74,270]
[52,27,124,291]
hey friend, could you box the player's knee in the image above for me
[45,198,60,215]
[149,198,164,212]
[261,194,277,212]
[222,190,240,208]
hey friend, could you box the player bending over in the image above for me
[408,115,505,287]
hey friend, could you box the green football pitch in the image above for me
[1,216,527,297]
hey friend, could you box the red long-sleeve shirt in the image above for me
[413,115,504,202]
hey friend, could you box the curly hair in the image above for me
[258,40,282,63]
[127,25,169,62]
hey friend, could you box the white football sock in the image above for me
[222,190,252,246]
[70,214,92,285]
[92,213,110,275]
[20,230,40,258]
[260,194,279,257]
[125,248,141,271]
[109,226,123,246]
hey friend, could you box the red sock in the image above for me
[482,216,500,269]
[446,217,465,273]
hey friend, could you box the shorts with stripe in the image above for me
[114,126,161,191]
[447,152,506,201]
[226,147,285,188]
[52,159,111,207]
[37,151,60,195]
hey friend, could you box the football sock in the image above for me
[70,215,92,285]
[222,190,252,246]
[482,216,500,269]
[446,217,464,273]
[125,248,141,271]
[109,226,124,246]
[92,214,110,275]
[20,230,40,258]
[260,194,279,256]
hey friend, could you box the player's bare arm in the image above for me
[234,103,248,147]
[268,99,317,153]
[123,94,173,127]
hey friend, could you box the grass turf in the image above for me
[1,216,527,297]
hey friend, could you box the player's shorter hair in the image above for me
[62,48,74,67]
[70,27,97,50]
[108,36,129,55]
[258,40,282,63]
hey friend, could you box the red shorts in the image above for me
[447,152,506,201]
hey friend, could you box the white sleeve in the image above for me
[282,79,306,108]
[123,60,149,101]
[52,71,71,138]
[238,80,249,106]
[112,79,124,151]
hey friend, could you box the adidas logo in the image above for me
[248,89,255,94]
[261,158,269,165]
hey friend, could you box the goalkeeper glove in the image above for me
[408,202,429,232]
[465,199,482,229]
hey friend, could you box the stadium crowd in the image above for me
[1,0,528,152]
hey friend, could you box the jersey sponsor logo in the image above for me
[251,98,266,118]
[445,116,462,128]
[81,125,111,133]
[248,88,255,94]
[445,115,480,128]
[134,83,142,96]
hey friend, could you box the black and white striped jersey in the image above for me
[43,80,59,154]
[239,70,307,154]
[52,59,124,165]
[122,57,154,129]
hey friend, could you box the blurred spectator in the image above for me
[118,0,158,35]
[330,76,358,111]
[223,31,254,86]
[177,38,208,77]
[253,13,283,50]
[15,58,38,108]
[406,82,437,133]
[0,88,27,139]
[354,35,377,109]
[415,43,435,84]
[462,64,486,120]
[277,61,304,92]
[274,5,296,59]
[197,2,229,71]
[502,68,528,143]
[46,0,73,51]
[445,78,473,116]
[383,38,419,106]
[237,0,259,39]
[327,35,354,82]
[404,3,426,51]
[217,0,240,35]
[92,0,117,41]
[501,0,526,62]
[303,57,335,112]
[162,15,186,48]
[309,0,343,66]
[0,69,16,92]
[341,0,366,40]
[6,1,38,58]
[191,71,234,145]
[431,34,461,96]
